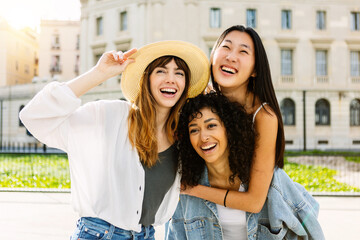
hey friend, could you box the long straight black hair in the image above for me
[210,25,285,168]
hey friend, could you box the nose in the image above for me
[226,51,237,62]
[201,131,210,142]
[165,73,176,84]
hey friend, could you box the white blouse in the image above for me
[19,82,180,232]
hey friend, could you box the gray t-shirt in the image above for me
[139,144,178,226]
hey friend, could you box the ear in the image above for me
[250,71,257,77]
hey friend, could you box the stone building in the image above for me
[1,0,360,151]
[37,20,81,82]
[0,17,39,87]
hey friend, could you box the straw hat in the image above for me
[121,40,210,102]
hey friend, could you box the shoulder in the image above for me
[254,104,278,130]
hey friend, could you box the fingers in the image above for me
[110,48,137,65]
[123,48,137,59]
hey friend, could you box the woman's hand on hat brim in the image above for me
[95,48,137,79]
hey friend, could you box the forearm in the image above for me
[186,185,265,213]
[66,67,108,97]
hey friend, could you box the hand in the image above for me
[95,48,137,79]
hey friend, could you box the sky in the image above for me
[0,0,81,31]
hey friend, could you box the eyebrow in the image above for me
[188,117,218,127]
[224,39,252,50]
[204,118,217,123]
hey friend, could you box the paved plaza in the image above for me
[0,192,359,240]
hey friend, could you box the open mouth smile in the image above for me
[201,143,217,153]
[221,66,238,74]
[160,88,177,96]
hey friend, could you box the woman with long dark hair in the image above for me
[181,25,285,213]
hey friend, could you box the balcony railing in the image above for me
[50,65,62,74]
[316,76,329,83]
[281,75,295,83]
[51,44,60,50]
[351,76,360,84]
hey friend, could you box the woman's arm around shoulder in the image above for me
[182,105,278,213]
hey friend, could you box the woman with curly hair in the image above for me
[166,92,324,240]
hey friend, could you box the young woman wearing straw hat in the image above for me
[19,40,209,239]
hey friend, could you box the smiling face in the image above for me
[188,107,229,166]
[149,59,186,111]
[212,30,256,92]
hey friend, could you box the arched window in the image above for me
[280,98,295,125]
[19,105,25,127]
[350,99,360,126]
[315,99,330,125]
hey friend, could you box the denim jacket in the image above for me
[165,167,325,240]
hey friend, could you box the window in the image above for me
[315,99,330,125]
[19,105,25,127]
[281,49,293,76]
[75,55,80,75]
[351,12,360,31]
[281,98,295,125]
[281,10,292,30]
[350,51,360,77]
[50,55,61,73]
[350,99,360,126]
[76,35,80,50]
[210,8,221,28]
[316,11,326,30]
[120,11,128,31]
[51,34,60,49]
[24,64,29,74]
[316,50,327,76]
[246,9,256,28]
[96,16,103,35]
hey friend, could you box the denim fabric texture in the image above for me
[71,217,155,240]
[166,167,325,240]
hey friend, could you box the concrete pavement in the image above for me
[0,192,359,240]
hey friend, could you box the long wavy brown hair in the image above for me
[128,56,190,167]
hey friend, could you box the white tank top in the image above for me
[216,185,247,240]
[252,103,267,123]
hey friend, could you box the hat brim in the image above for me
[121,40,210,102]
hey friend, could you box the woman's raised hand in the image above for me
[95,48,137,79]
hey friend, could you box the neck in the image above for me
[155,106,170,132]
[221,86,255,112]
[206,160,233,188]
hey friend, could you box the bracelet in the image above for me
[223,189,230,207]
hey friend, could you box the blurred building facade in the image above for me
[38,20,80,82]
[0,17,39,87]
[1,0,360,151]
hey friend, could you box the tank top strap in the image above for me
[252,102,268,123]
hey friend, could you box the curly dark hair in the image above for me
[176,92,256,187]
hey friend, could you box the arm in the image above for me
[19,49,136,150]
[67,49,136,97]
[182,106,278,213]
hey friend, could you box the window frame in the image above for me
[210,8,221,28]
[316,11,326,30]
[350,99,360,126]
[281,49,293,76]
[281,98,296,126]
[246,9,257,28]
[281,10,292,30]
[315,99,331,126]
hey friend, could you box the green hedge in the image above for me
[1,153,359,192]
